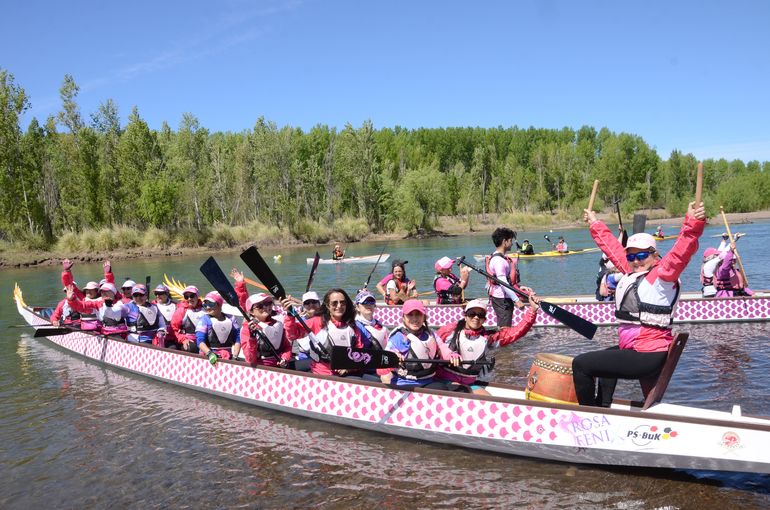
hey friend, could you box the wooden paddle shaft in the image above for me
[695,162,703,204]
[720,207,749,287]
[588,180,599,211]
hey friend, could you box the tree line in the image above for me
[2,70,769,250]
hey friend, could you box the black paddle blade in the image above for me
[306,252,320,292]
[34,327,76,337]
[539,300,597,340]
[240,246,286,300]
[200,257,241,309]
[331,346,400,370]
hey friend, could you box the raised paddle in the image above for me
[306,251,320,292]
[613,197,628,247]
[456,257,597,340]
[244,276,269,291]
[695,162,703,205]
[719,207,749,287]
[330,346,494,371]
[200,256,278,361]
[543,234,555,250]
[363,244,388,289]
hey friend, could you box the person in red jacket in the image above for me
[169,285,204,353]
[434,297,539,394]
[240,293,293,367]
[573,200,706,407]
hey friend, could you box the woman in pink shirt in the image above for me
[573,200,706,407]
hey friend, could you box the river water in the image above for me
[2,221,770,509]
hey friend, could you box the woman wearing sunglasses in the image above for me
[433,298,539,394]
[573,200,706,407]
[169,285,205,353]
[240,292,293,367]
[195,291,241,364]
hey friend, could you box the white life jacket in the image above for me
[311,322,357,361]
[100,302,126,326]
[133,304,160,332]
[356,315,387,349]
[615,270,680,328]
[207,315,237,348]
[156,300,177,322]
[393,327,438,379]
[183,308,206,334]
[254,320,285,358]
[441,328,491,377]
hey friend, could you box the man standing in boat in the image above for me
[486,227,524,328]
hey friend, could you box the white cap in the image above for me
[302,291,320,303]
[464,299,488,312]
[625,233,657,251]
[121,279,136,289]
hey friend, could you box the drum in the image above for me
[525,353,578,404]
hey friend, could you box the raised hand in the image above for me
[583,209,598,224]
[230,268,244,283]
[62,259,73,271]
[103,260,112,273]
[687,201,707,221]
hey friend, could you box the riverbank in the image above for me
[2,209,767,269]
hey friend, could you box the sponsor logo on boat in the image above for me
[719,431,742,450]
[626,425,678,447]
[562,414,612,447]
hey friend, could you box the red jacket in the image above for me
[239,319,293,367]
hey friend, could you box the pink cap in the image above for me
[625,233,657,251]
[99,282,117,294]
[402,299,426,316]
[203,291,224,306]
[434,256,454,271]
[245,293,273,310]
[182,285,199,295]
[464,299,488,312]
[703,247,719,259]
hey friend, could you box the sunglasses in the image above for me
[253,301,273,310]
[626,251,654,262]
[329,300,346,308]
[466,311,487,320]
[358,300,376,306]
[154,292,167,296]
[202,301,217,309]
[303,300,320,306]
[132,293,146,298]
[183,293,198,299]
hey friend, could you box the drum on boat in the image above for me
[525,353,578,404]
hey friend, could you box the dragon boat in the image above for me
[14,284,770,474]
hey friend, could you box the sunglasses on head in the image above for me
[626,251,654,262]
[466,310,486,320]
[183,293,197,299]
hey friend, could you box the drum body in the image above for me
[525,353,578,404]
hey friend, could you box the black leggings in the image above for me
[572,346,667,407]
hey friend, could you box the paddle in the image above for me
[456,257,597,340]
[587,179,599,211]
[306,252,320,292]
[544,234,555,250]
[244,276,269,291]
[330,346,494,371]
[239,246,324,354]
[719,206,749,287]
[613,197,628,247]
[363,244,388,289]
[34,325,79,337]
[199,256,274,361]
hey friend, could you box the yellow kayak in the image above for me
[473,247,600,261]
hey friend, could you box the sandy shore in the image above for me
[2,209,767,269]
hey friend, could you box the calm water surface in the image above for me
[2,221,770,509]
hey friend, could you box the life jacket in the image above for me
[385,277,410,305]
[442,324,491,376]
[251,320,285,359]
[433,273,463,304]
[485,252,519,291]
[62,301,81,322]
[130,304,161,332]
[205,315,238,349]
[356,316,387,349]
[182,307,206,334]
[392,327,438,380]
[156,300,177,322]
[520,242,534,255]
[310,321,358,361]
[615,271,680,328]
[100,302,126,327]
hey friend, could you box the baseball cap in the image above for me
[434,256,454,271]
[355,290,376,304]
[464,299,488,313]
[302,291,320,303]
[402,299,426,316]
[625,233,657,251]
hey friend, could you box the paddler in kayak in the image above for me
[519,239,535,255]
[195,291,241,364]
[555,236,569,253]
[332,243,345,261]
[573,200,706,407]
[433,256,470,305]
[655,226,665,238]
[434,297,539,395]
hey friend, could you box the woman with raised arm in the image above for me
[573,201,706,407]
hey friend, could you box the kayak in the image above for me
[653,235,677,241]
[473,247,600,260]
[15,284,770,474]
[308,254,390,265]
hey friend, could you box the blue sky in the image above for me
[2,0,769,161]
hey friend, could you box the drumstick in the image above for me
[587,180,599,211]
[695,162,703,205]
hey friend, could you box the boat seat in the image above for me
[639,333,688,410]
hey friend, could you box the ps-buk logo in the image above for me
[626,425,678,447]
